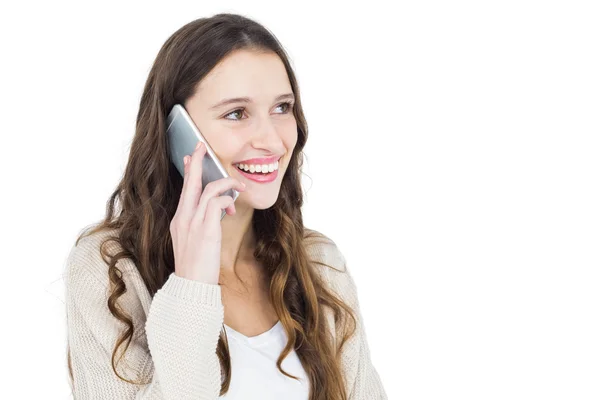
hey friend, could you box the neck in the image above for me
[219,201,255,273]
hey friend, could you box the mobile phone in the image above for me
[166,104,239,220]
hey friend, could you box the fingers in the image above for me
[191,195,235,240]
[196,177,246,220]
[174,139,245,240]
[177,141,206,222]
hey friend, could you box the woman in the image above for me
[64,12,387,400]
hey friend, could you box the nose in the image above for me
[250,116,285,150]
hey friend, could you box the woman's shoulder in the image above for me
[302,227,356,290]
[63,225,150,325]
[63,225,135,290]
[302,227,362,309]
[303,227,347,270]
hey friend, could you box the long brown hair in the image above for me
[67,12,357,399]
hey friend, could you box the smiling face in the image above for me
[183,49,298,211]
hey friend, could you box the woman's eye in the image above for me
[224,109,245,121]
[275,102,293,113]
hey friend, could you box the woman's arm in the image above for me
[338,267,388,399]
[64,241,224,400]
[313,236,388,400]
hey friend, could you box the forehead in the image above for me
[195,49,291,103]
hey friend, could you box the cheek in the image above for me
[281,121,298,149]
[206,130,245,162]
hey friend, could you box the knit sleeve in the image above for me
[145,272,224,399]
[64,239,224,400]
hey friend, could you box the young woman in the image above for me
[64,12,387,400]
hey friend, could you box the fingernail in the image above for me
[241,181,246,187]
[195,142,202,150]
[184,156,189,165]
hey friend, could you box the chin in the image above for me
[238,191,280,210]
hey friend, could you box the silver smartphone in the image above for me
[166,104,239,220]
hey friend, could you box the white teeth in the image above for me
[235,160,279,174]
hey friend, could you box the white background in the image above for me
[1,1,599,399]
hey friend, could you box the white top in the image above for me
[219,320,310,399]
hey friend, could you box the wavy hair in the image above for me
[67,12,357,399]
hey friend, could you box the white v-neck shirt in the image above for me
[219,320,310,399]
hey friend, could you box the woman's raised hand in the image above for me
[169,141,246,284]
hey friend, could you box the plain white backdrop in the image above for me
[1,1,599,399]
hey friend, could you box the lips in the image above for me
[235,166,279,183]
[232,155,282,165]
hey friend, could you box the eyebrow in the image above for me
[209,93,295,110]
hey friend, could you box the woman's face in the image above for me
[183,49,298,211]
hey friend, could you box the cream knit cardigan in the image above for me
[64,227,387,399]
